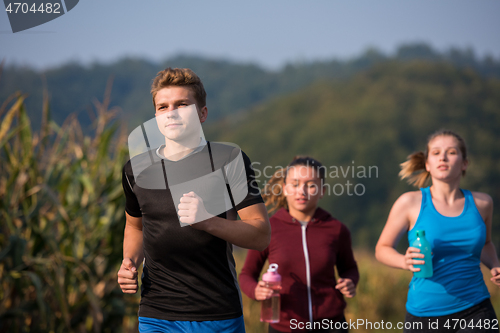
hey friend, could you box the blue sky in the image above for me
[1,0,499,70]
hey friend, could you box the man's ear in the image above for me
[199,106,208,124]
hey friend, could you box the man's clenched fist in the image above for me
[117,258,138,294]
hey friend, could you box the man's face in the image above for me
[154,86,207,144]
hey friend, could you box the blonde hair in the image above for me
[263,156,325,214]
[150,67,207,108]
[399,130,468,187]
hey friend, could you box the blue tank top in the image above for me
[406,187,490,317]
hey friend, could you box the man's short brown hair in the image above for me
[151,68,207,108]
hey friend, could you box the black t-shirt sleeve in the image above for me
[122,163,142,217]
[234,151,264,211]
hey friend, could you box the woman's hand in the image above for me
[490,267,500,287]
[335,278,356,298]
[254,281,273,300]
[404,247,425,272]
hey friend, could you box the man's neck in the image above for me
[162,137,203,161]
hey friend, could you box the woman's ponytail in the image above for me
[399,151,430,188]
[262,168,287,214]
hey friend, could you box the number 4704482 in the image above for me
[443,319,498,330]
[5,3,61,14]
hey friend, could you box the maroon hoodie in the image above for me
[239,207,359,332]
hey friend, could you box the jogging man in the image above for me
[118,67,271,332]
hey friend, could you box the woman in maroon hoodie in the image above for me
[239,156,359,333]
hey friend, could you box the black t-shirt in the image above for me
[122,142,263,321]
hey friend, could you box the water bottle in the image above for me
[412,230,433,278]
[260,263,281,323]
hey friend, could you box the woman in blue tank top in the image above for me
[375,130,500,332]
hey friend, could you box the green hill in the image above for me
[2,43,499,132]
[205,60,500,248]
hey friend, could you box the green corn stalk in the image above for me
[0,80,139,332]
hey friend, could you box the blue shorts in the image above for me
[138,315,246,333]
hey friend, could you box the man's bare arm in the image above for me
[123,213,144,267]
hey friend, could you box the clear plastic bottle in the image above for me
[412,230,433,278]
[260,263,282,323]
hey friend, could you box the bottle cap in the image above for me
[415,230,426,237]
[262,263,281,282]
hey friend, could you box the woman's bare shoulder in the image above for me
[470,191,493,212]
[394,190,422,209]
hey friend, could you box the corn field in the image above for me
[0,82,140,332]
